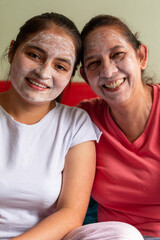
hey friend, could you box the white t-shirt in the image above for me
[0,102,101,239]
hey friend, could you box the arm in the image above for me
[11,141,96,240]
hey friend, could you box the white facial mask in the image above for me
[28,31,76,72]
[83,27,142,105]
[10,30,76,104]
[85,29,128,57]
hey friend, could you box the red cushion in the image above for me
[0,81,11,92]
[0,81,97,106]
[61,82,97,106]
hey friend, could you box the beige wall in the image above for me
[0,0,160,82]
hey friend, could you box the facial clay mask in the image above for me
[10,30,76,104]
[83,27,142,105]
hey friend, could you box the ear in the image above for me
[80,66,89,84]
[137,44,148,70]
[8,40,15,64]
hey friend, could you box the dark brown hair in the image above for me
[10,12,82,76]
[81,14,141,52]
[81,14,153,83]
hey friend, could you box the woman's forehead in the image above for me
[84,26,128,52]
[25,31,75,52]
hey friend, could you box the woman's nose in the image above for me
[34,63,52,80]
[99,59,118,79]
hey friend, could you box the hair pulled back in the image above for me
[80,14,154,83]
[81,14,142,61]
[11,12,82,74]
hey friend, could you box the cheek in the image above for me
[85,68,99,84]
[122,53,140,72]
[62,72,72,84]
[11,56,34,80]
[125,58,135,70]
[53,71,72,89]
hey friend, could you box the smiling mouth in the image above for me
[26,78,50,89]
[103,78,125,89]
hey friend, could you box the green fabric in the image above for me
[83,197,98,225]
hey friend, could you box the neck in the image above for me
[0,86,55,124]
[109,84,153,143]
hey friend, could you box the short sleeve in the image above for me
[69,107,102,148]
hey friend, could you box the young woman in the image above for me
[0,12,101,240]
[64,15,160,240]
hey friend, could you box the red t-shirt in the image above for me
[79,84,160,237]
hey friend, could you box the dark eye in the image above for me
[112,52,125,60]
[87,60,101,70]
[56,64,67,71]
[26,51,41,60]
[29,53,40,59]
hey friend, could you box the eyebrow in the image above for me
[26,44,72,66]
[55,58,72,67]
[85,45,125,62]
[27,44,46,54]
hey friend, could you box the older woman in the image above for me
[65,14,160,240]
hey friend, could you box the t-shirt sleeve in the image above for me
[70,108,102,148]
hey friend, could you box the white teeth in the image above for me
[104,79,125,89]
[27,78,48,89]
